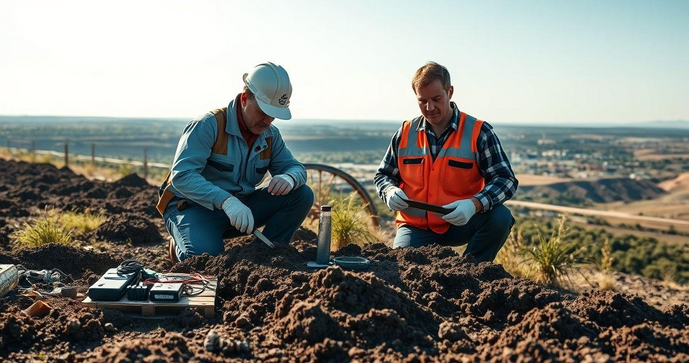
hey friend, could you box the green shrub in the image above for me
[521,215,590,287]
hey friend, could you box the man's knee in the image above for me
[292,185,314,210]
[484,204,514,234]
[176,237,224,260]
[393,226,435,249]
[167,216,225,260]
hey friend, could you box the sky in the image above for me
[1,0,688,125]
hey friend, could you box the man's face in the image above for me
[241,93,275,135]
[415,80,454,126]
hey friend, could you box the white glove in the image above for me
[442,199,477,226]
[268,174,295,196]
[384,187,409,211]
[221,196,254,233]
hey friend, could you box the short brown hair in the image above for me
[411,61,451,92]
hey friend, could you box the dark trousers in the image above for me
[164,186,314,261]
[393,204,514,262]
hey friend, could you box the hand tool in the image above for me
[402,199,453,215]
[253,229,276,249]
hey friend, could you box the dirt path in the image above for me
[508,200,689,227]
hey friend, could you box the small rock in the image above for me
[204,330,221,352]
[103,323,116,332]
[235,315,251,328]
[66,319,81,334]
[239,341,250,353]
[222,341,237,354]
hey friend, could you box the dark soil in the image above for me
[94,212,163,244]
[0,158,687,362]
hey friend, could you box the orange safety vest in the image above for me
[396,112,485,234]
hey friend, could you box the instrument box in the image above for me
[87,268,136,301]
[149,282,184,302]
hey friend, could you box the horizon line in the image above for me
[0,114,687,128]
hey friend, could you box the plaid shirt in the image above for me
[374,103,518,211]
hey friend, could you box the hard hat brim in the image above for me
[256,99,292,120]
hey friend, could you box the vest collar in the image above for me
[417,102,460,133]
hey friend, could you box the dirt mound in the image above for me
[0,158,687,361]
[95,212,163,244]
[79,333,197,362]
[291,226,317,243]
[167,238,689,361]
[0,159,159,223]
[0,300,107,359]
[111,173,150,189]
[0,244,117,279]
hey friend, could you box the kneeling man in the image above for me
[374,62,518,262]
[158,62,313,261]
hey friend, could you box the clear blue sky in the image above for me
[1,0,687,124]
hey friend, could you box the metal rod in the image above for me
[318,170,322,205]
[143,148,148,179]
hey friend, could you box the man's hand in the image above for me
[385,187,409,211]
[442,199,477,226]
[268,174,295,196]
[221,196,254,233]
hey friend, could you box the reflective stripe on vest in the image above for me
[396,112,485,234]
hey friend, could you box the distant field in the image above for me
[599,196,689,222]
[516,174,572,186]
[659,172,689,192]
[634,149,689,161]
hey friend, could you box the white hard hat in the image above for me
[242,62,293,120]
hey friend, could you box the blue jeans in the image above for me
[164,185,314,261]
[393,204,514,263]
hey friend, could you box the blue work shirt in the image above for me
[167,96,307,211]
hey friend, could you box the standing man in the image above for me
[374,62,518,262]
[157,62,313,262]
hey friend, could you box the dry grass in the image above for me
[49,208,106,236]
[330,194,380,250]
[495,228,532,279]
[597,238,616,291]
[12,214,74,248]
[12,208,106,248]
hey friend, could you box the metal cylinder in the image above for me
[316,205,332,265]
[0,264,20,298]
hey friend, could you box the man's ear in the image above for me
[240,92,248,105]
[448,86,454,100]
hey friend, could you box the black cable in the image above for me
[182,277,209,296]
[119,260,209,298]
[117,259,144,275]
